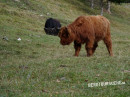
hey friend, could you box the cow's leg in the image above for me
[74,41,81,56]
[92,42,98,54]
[103,37,113,56]
[85,41,94,57]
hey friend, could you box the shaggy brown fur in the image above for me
[58,15,113,56]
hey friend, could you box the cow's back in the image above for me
[69,16,110,42]
[88,16,110,41]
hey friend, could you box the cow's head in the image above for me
[58,26,75,45]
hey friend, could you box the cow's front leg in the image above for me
[74,41,81,56]
[92,42,98,54]
[85,41,94,57]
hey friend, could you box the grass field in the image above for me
[0,0,130,96]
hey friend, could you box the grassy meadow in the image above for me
[0,0,130,96]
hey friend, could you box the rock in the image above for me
[42,89,48,93]
[60,64,68,67]
[40,14,43,17]
[17,38,21,41]
[60,77,66,80]
[56,79,60,83]
[14,0,20,2]
[3,36,8,41]
[123,70,130,73]
[46,12,50,15]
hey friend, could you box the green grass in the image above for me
[0,0,130,96]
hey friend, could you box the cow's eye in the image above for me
[62,33,66,37]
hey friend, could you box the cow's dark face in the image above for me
[44,28,60,36]
[58,27,74,45]
[44,18,61,36]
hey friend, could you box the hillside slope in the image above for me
[0,0,130,96]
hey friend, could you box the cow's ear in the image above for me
[67,27,71,35]
[66,27,71,37]
[58,27,66,37]
[61,27,69,38]
[65,27,70,37]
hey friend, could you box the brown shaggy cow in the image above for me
[58,15,113,57]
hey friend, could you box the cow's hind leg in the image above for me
[103,37,113,56]
[74,41,81,56]
[92,42,98,54]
